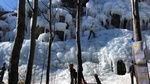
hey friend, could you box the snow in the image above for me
[0,20,8,30]
[3,30,16,41]
[1,29,150,84]
[82,16,102,31]
[55,22,67,31]
[37,16,48,28]
[38,33,54,42]
[110,1,127,15]
[65,14,73,24]
[4,16,16,31]
[0,0,150,84]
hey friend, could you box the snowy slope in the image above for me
[1,0,150,84]
[1,29,150,84]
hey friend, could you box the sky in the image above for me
[1,0,150,84]
[0,0,18,11]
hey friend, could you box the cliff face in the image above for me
[1,0,150,42]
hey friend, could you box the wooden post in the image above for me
[131,0,150,84]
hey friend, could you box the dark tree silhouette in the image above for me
[8,0,25,84]
[46,0,54,84]
[76,0,85,84]
[25,0,38,84]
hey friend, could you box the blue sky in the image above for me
[0,0,18,11]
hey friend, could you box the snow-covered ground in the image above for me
[1,29,150,84]
[1,0,150,84]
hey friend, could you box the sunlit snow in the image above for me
[0,0,150,84]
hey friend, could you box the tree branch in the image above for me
[38,7,49,22]
[41,0,49,9]
[27,0,34,11]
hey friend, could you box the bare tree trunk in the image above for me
[76,0,83,84]
[132,0,142,41]
[131,0,150,84]
[46,0,53,84]
[131,1,141,84]
[25,0,38,84]
[8,0,25,84]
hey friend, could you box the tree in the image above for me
[131,0,150,84]
[8,0,25,84]
[76,0,84,84]
[46,0,53,84]
[131,1,141,84]
[25,0,38,84]
[132,0,142,41]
